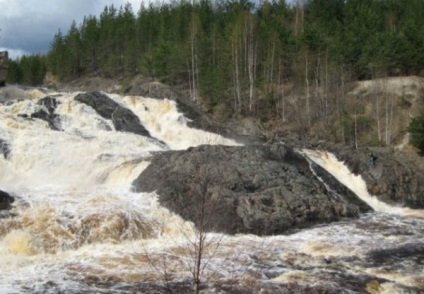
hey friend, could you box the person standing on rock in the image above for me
[368,153,377,166]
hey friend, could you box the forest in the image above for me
[6,0,424,148]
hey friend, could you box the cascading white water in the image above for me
[0,88,423,293]
[303,149,424,218]
[0,89,240,291]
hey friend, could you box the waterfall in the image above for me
[0,87,423,293]
[303,149,424,218]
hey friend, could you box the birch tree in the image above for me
[189,5,200,103]
[246,13,256,114]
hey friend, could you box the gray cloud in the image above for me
[0,0,143,59]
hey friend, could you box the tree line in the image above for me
[6,0,424,147]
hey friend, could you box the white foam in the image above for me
[1,90,423,292]
[303,149,424,217]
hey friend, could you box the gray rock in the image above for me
[132,143,371,235]
[366,242,424,264]
[111,107,150,137]
[0,189,14,210]
[75,91,119,119]
[0,138,10,159]
[30,96,62,131]
[74,91,151,138]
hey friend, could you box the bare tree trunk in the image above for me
[187,60,193,99]
[232,40,241,114]
[190,9,198,103]
[189,170,224,294]
[315,57,321,116]
[382,81,393,146]
[294,0,304,36]
[244,16,248,76]
[385,92,393,146]
[305,52,310,128]
[376,91,381,145]
[385,95,389,145]
[278,61,285,122]
[354,111,358,149]
[269,41,275,88]
[300,0,304,34]
[247,24,255,114]
[389,94,393,145]
[190,31,197,102]
[193,192,206,294]
[195,49,199,99]
[324,54,329,121]
[338,65,346,143]
[295,2,299,36]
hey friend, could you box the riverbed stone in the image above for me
[74,91,151,137]
[0,190,14,210]
[30,96,61,130]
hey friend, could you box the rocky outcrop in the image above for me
[0,138,10,159]
[320,144,424,209]
[366,242,424,264]
[0,190,14,210]
[133,143,372,235]
[30,96,62,130]
[74,91,151,137]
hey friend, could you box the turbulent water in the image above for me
[0,88,423,293]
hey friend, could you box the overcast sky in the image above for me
[0,0,144,59]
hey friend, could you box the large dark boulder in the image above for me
[74,91,151,137]
[75,91,117,119]
[0,190,14,210]
[30,96,61,131]
[111,107,149,137]
[366,242,424,265]
[132,143,371,235]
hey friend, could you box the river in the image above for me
[0,88,423,293]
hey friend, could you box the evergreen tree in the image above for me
[98,5,119,77]
[65,21,83,78]
[10,0,424,141]
[19,55,47,86]
[6,60,23,84]
[47,30,67,79]
[408,115,424,153]
[80,15,100,74]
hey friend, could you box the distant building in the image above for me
[0,51,9,87]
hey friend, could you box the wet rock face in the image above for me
[366,242,424,264]
[30,96,61,131]
[74,91,151,137]
[0,190,14,210]
[0,138,10,159]
[133,143,371,235]
[75,91,118,119]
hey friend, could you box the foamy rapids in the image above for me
[0,88,423,293]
